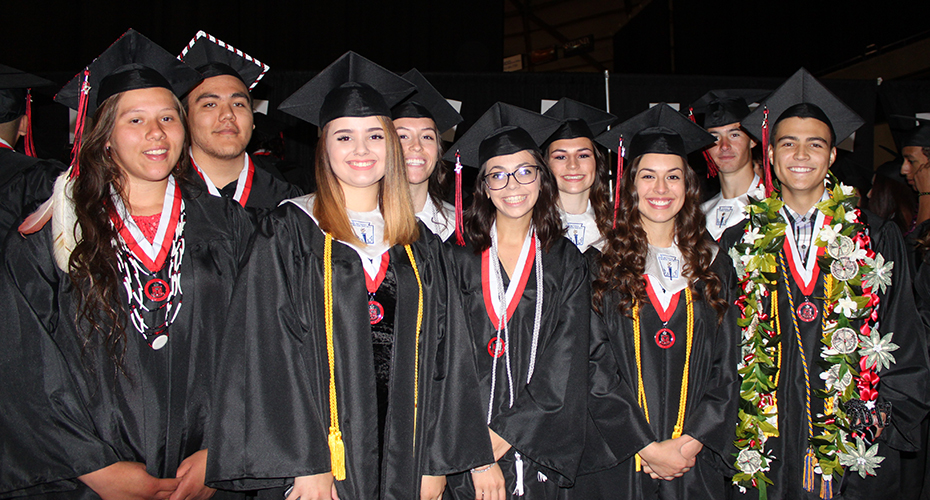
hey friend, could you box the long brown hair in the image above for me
[592,154,728,321]
[463,148,565,253]
[313,115,419,247]
[69,91,189,374]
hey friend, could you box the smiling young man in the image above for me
[691,90,767,242]
[723,69,929,500]
[180,31,300,214]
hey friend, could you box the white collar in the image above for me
[780,204,826,286]
[416,198,455,241]
[645,244,688,309]
[560,200,604,252]
[0,137,13,149]
[190,149,250,201]
[702,174,762,240]
[488,221,534,319]
[285,193,389,279]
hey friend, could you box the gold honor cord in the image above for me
[323,235,346,480]
[403,244,423,448]
[323,235,425,481]
[633,287,694,472]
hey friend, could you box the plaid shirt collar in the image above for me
[781,190,829,261]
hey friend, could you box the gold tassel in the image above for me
[635,453,642,472]
[820,474,833,499]
[328,426,346,481]
[802,448,816,492]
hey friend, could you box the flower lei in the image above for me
[729,175,897,499]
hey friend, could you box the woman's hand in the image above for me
[471,463,505,500]
[488,428,512,462]
[420,475,446,500]
[79,461,180,500]
[638,439,695,480]
[286,472,339,500]
[169,449,215,500]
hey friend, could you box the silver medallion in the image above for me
[830,327,859,354]
[830,257,859,282]
[827,235,855,259]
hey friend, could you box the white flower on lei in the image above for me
[817,223,843,245]
[838,438,885,478]
[820,364,854,392]
[836,294,859,317]
[859,328,899,372]
[839,183,855,197]
[844,209,859,223]
[863,254,894,294]
[737,449,763,475]
[744,227,764,245]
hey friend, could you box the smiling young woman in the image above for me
[0,30,253,500]
[205,52,491,500]
[570,104,740,500]
[439,102,591,500]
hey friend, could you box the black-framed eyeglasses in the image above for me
[483,165,539,191]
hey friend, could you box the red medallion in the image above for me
[144,279,170,301]
[487,337,506,358]
[369,300,384,325]
[655,328,676,349]
[797,300,818,322]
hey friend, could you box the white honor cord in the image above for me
[484,226,545,420]
[514,452,525,496]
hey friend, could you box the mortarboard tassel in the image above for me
[69,69,91,178]
[688,107,718,178]
[454,151,465,246]
[761,106,773,196]
[612,136,624,229]
[24,90,37,158]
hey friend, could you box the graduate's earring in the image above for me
[106,145,112,158]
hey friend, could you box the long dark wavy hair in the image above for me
[464,147,565,253]
[68,90,190,374]
[592,153,728,321]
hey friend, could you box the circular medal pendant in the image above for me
[830,257,859,282]
[797,300,819,322]
[831,327,859,354]
[655,328,676,349]
[368,300,384,325]
[487,337,506,358]
[827,235,855,259]
[144,278,170,301]
[151,334,169,350]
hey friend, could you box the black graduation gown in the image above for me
[0,187,252,499]
[728,209,930,500]
[0,148,67,245]
[571,249,740,500]
[444,237,590,499]
[205,203,492,499]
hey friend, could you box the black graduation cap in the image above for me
[278,51,415,128]
[542,98,616,146]
[179,30,270,90]
[594,103,716,160]
[889,115,930,148]
[689,89,769,129]
[391,69,462,134]
[741,68,863,145]
[441,102,562,169]
[875,157,907,185]
[0,64,55,123]
[55,29,202,115]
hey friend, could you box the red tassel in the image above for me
[612,136,623,229]
[24,90,37,158]
[688,108,717,177]
[454,151,465,246]
[69,69,91,178]
[761,106,773,197]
